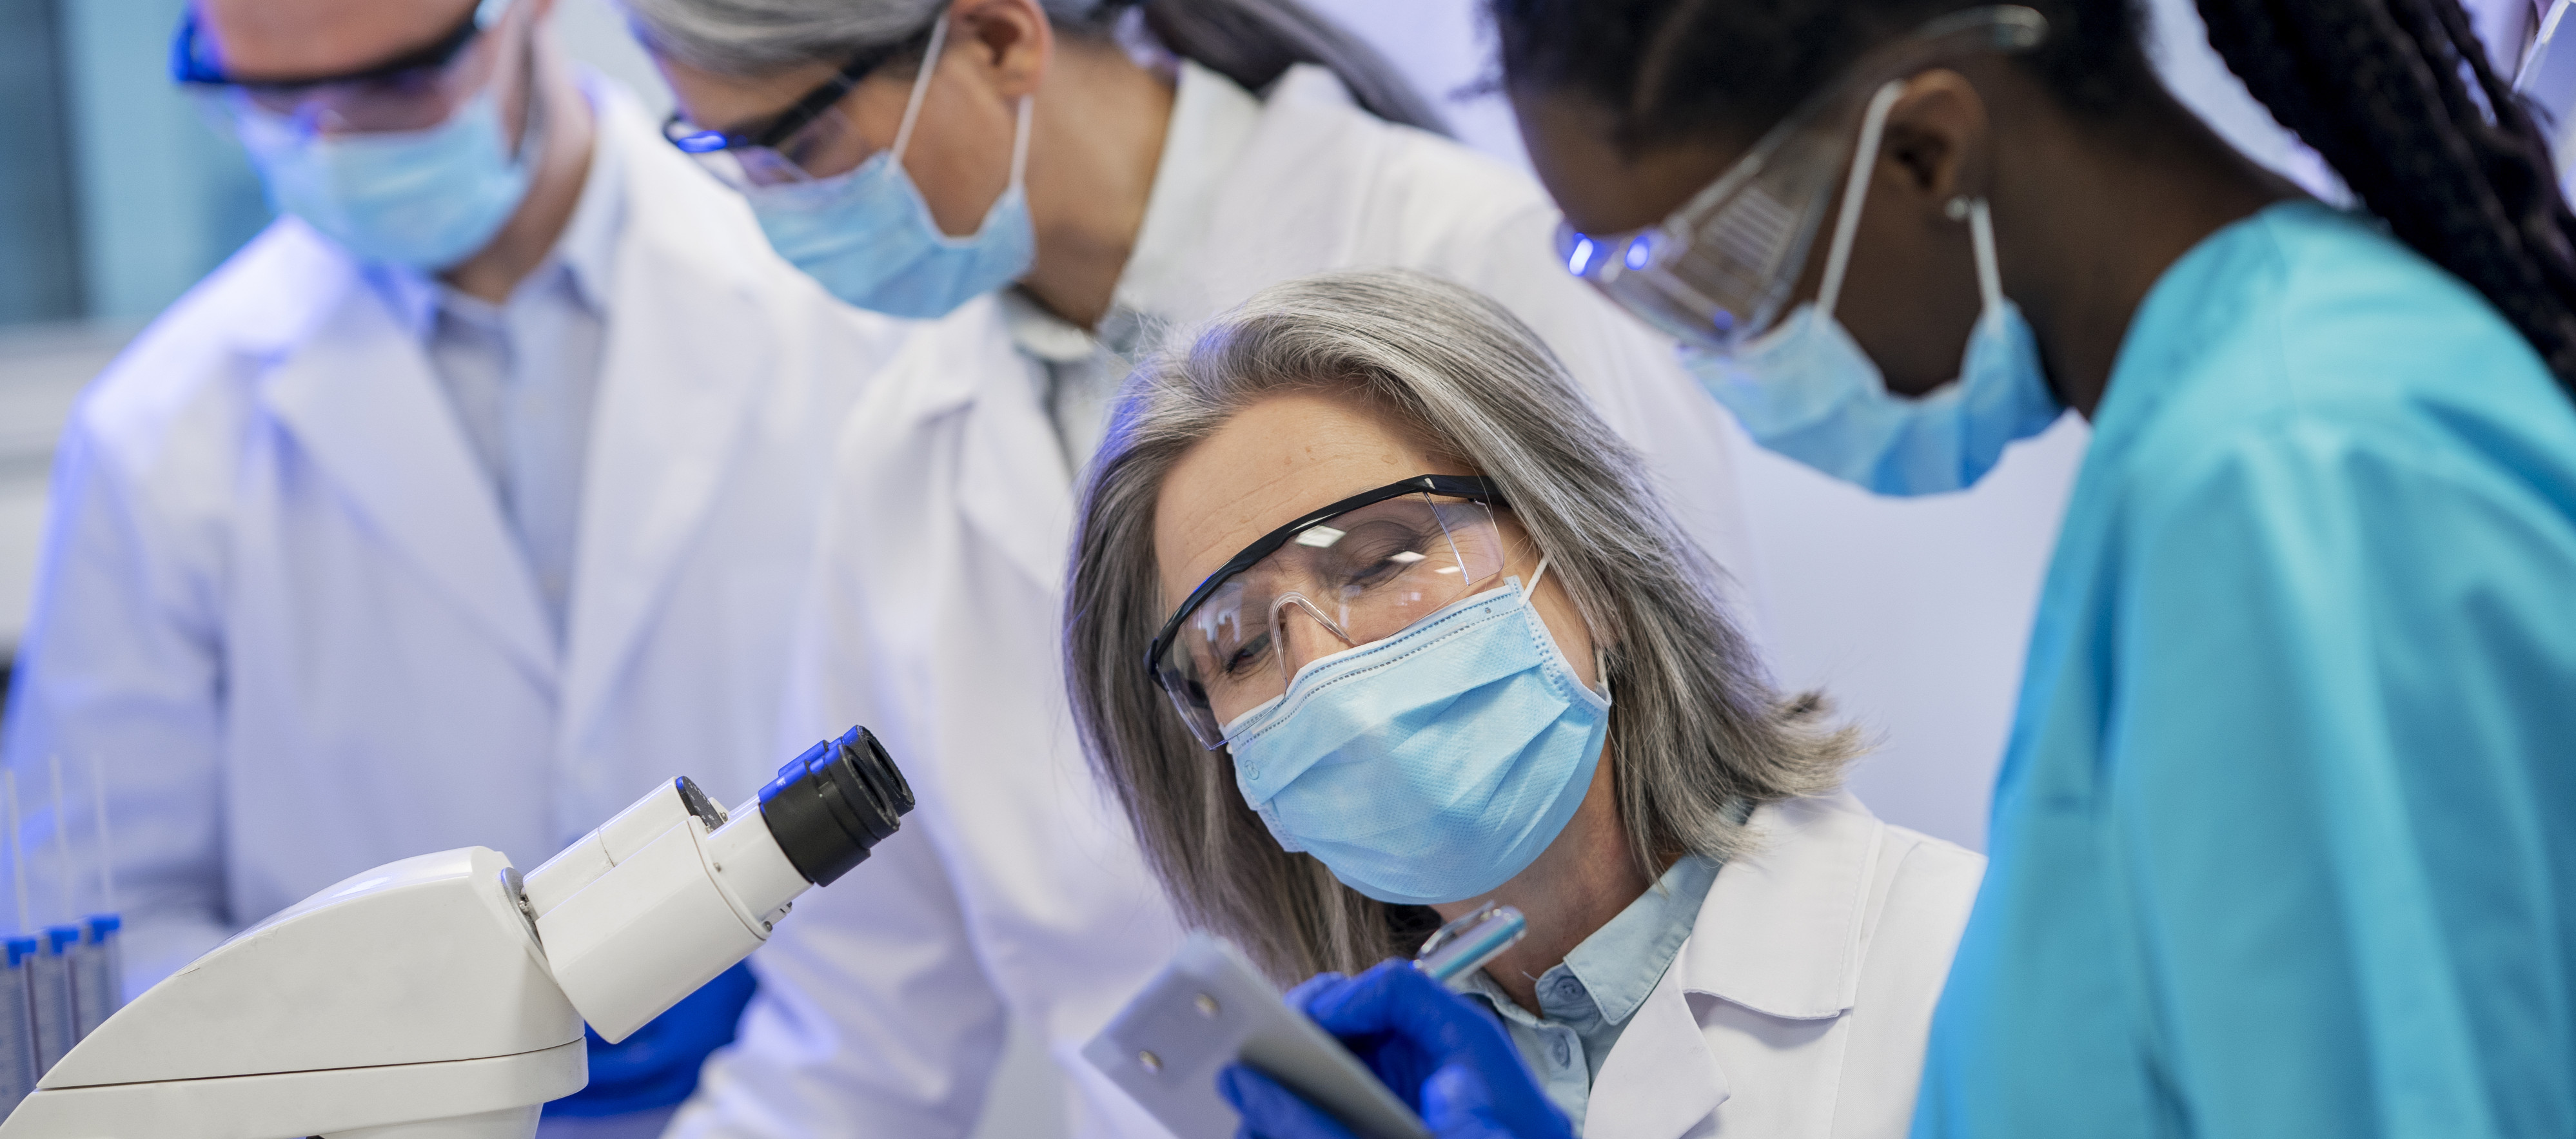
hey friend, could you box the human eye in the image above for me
[1218,628,1273,678]
[1327,522,1438,592]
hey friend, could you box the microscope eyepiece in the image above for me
[758,726,916,887]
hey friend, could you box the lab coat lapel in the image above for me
[260,269,556,685]
[950,302,1076,598]
[1680,792,1882,1019]
[1588,966,1730,1139]
[558,103,772,752]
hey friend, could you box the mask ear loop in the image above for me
[1813,80,1907,324]
[888,7,952,164]
[1968,197,2003,316]
[502,10,549,170]
[1519,554,1609,696]
[1005,93,1034,194]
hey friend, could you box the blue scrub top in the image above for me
[1913,202,2576,1139]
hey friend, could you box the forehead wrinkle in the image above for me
[1153,401,1430,608]
[201,0,474,79]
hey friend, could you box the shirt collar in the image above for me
[1560,853,1722,1026]
[368,79,627,340]
[1458,852,1721,1031]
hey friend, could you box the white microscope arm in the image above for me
[0,726,913,1139]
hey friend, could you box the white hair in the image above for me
[1065,268,1859,983]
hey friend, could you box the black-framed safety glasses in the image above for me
[173,0,503,92]
[172,0,515,135]
[1146,474,1513,750]
[661,15,941,187]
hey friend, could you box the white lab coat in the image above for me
[0,85,909,987]
[1584,792,1981,1139]
[674,65,1764,1138]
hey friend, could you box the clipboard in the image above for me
[1082,935,1430,1139]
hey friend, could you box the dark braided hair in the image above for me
[1488,0,2576,395]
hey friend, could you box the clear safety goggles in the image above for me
[1554,5,2047,352]
[173,0,515,137]
[1147,475,1513,750]
[662,12,944,189]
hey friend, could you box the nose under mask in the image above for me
[241,87,539,271]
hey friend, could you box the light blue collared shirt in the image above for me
[1459,853,1720,1133]
[374,94,625,645]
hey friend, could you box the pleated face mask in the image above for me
[1147,477,1611,904]
[1219,560,1610,906]
[739,11,1037,320]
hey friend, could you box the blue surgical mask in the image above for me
[237,89,536,271]
[1222,563,1611,906]
[744,14,1037,320]
[1681,83,2061,496]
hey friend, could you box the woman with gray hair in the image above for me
[1068,268,1985,1138]
[620,1,1760,1135]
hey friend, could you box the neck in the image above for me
[1996,93,2297,419]
[1014,41,1174,330]
[1435,752,1656,1014]
[443,47,598,304]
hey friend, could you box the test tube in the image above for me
[1,935,37,1114]
[81,755,124,1038]
[29,925,75,1075]
[70,913,121,1039]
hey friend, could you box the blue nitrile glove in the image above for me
[543,961,758,1118]
[1217,960,1573,1139]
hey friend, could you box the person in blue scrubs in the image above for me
[1224,0,2576,1135]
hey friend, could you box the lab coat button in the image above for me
[1550,1035,1572,1067]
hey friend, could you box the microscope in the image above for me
[0,726,912,1139]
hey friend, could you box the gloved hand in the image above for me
[544,960,758,1118]
[1217,960,1573,1139]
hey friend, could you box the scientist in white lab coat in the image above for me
[1068,268,1985,1139]
[0,0,904,1131]
[622,0,1763,1134]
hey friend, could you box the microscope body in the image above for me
[0,728,910,1139]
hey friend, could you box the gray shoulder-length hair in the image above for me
[1065,268,1859,984]
[618,0,1447,135]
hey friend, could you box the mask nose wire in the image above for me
[1814,80,1908,323]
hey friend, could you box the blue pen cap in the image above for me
[82,915,120,943]
[44,926,81,955]
[5,936,35,968]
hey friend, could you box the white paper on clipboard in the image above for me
[1082,935,1430,1139]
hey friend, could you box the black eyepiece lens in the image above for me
[758,725,916,886]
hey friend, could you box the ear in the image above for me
[952,0,1054,99]
[1879,69,1992,209]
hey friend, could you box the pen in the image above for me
[1413,902,1528,989]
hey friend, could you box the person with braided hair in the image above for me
[1216,1,2576,1137]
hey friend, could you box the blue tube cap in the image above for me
[83,913,121,940]
[5,936,37,968]
[45,925,82,954]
